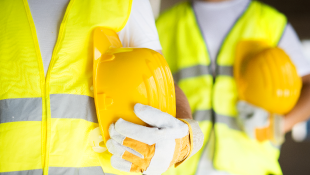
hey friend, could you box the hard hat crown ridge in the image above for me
[235,40,302,115]
[93,27,176,143]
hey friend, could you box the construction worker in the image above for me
[0,0,203,175]
[156,0,310,175]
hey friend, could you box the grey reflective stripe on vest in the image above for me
[48,167,104,175]
[193,110,241,131]
[173,65,211,82]
[173,65,233,82]
[50,94,97,123]
[193,109,241,131]
[193,110,212,121]
[216,114,242,131]
[0,169,43,175]
[217,66,233,76]
[0,98,42,123]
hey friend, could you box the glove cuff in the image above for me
[271,114,285,145]
[176,119,204,166]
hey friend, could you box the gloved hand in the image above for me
[237,101,285,145]
[106,103,204,174]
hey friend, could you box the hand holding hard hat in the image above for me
[235,40,302,145]
[237,101,284,145]
[90,27,204,174]
[107,103,194,174]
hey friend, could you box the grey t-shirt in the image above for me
[28,0,162,76]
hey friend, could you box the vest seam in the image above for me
[43,0,76,174]
[22,0,47,172]
[194,2,251,170]
[117,0,133,32]
[214,0,251,67]
[191,1,212,68]
[276,21,288,46]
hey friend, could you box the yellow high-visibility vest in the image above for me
[0,0,137,175]
[156,1,286,175]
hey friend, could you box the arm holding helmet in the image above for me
[237,74,310,145]
[156,51,193,120]
[104,51,203,174]
[91,0,204,170]
[174,81,193,120]
[283,74,310,133]
[236,24,310,144]
[91,1,204,172]
[92,24,203,173]
[106,79,204,174]
[235,40,304,145]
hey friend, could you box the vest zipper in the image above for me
[191,3,217,172]
[210,2,251,168]
[42,1,75,175]
[22,0,75,174]
[22,0,49,171]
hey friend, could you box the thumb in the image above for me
[134,103,182,129]
[237,101,255,114]
[252,107,269,128]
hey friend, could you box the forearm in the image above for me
[157,49,192,120]
[284,74,310,133]
[175,83,192,119]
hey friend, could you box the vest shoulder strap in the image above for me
[217,1,287,66]
[156,1,211,75]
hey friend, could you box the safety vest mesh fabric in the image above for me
[156,1,286,175]
[0,0,138,175]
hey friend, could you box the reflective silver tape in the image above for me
[193,110,241,131]
[48,167,104,175]
[193,110,212,121]
[0,169,43,175]
[50,94,97,123]
[173,65,233,82]
[173,65,211,82]
[0,98,42,123]
[217,66,233,76]
[216,114,241,131]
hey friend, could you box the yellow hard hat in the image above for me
[93,27,176,143]
[234,40,302,115]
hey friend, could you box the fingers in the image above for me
[107,139,150,172]
[109,123,126,144]
[237,101,255,114]
[111,156,145,173]
[110,155,133,172]
[252,108,269,127]
[108,126,144,158]
[114,118,163,145]
[109,123,152,157]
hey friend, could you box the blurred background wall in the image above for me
[150,0,310,174]
[160,0,310,40]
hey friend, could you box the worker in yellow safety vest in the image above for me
[156,0,310,175]
[0,0,204,175]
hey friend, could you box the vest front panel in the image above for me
[0,0,134,174]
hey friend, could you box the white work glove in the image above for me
[237,101,285,145]
[106,103,204,175]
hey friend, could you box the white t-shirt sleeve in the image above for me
[117,0,162,50]
[278,24,310,77]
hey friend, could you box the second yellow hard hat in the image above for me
[235,40,302,114]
